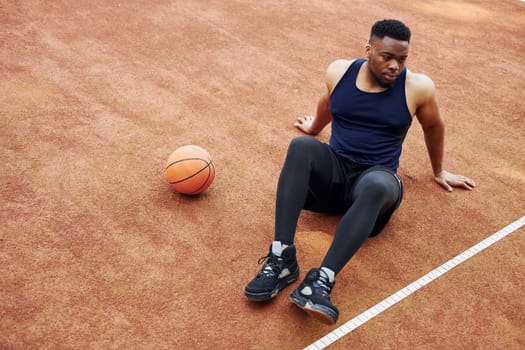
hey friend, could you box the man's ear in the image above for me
[365,43,371,58]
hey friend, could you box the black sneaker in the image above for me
[290,268,339,324]
[244,244,299,301]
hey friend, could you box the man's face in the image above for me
[366,36,409,87]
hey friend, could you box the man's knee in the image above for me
[352,169,400,203]
[288,136,320,153]
[285,136,323,163]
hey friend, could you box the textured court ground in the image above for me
[1,1,524,349]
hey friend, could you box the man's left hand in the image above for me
[434,170,476,192]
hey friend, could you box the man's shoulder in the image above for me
[405,69,437,107]
[327,59,359,72]
[406,69,435,91]
[406,69,436,100]
[326,59,359,91]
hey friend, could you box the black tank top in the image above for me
[329,58,412,172]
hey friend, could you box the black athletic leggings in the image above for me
[274,136,402,275]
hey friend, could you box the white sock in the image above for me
[271,241,283,257]
[320,267,335,283]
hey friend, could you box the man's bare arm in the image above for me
[294,60,352,134]
[415,74,476,191]
[294,91,331,135]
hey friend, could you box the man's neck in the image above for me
[359,61,391,92]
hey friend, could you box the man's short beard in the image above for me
[368,66,392,88]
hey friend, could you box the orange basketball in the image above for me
[165,145,215,195]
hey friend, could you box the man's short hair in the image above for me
[370,19,411,43]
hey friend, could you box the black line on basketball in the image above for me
[168,160,212,184]
[186,164,214,194]
[166,157,212,170]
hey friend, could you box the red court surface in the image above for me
[1,1,524,349]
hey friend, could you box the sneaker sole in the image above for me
[290,291,338,325]
[245,269,299,301]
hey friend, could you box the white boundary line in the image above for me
[304,216,525,350]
